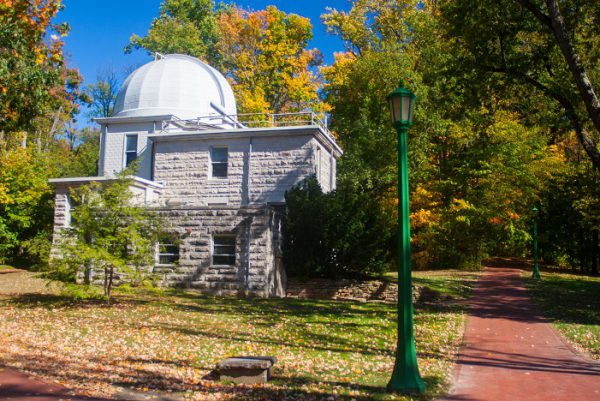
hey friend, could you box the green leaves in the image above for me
[125,0,220,62]
[283,175,395,278]
[54,169,164,301]
[127,1,323,114]
[0,147,54,261]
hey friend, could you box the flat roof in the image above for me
[147,125,343,157]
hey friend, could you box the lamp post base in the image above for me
[387,374,426,394]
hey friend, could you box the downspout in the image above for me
[245,217,252,293]
[329,147,334,191]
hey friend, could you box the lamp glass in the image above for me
[388,85,416,126]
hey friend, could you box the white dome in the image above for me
[112,54,237,120]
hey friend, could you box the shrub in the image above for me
[283,176,395,279]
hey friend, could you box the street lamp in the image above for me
[386,81,425,394]
[532,207,541,279]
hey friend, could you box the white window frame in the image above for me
[209,146,228,179]
[211,234,236,266]
[124,134,138,168]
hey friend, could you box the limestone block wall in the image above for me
[153,135,322,207]
[52,188,71,229]
[153,138,248,206]
[248,136,315,203]
[150,205,286,297]
[286,278,426,304]
[314,141,335,193]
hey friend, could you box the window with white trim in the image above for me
[125,135,138,167]
[157,235,179,265]
[212,235,235,266]
[210,147,228,178]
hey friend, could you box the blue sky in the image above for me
[57,0,351,86]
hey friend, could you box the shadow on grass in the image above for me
[1,291,155,309]
[145,321,395,357]
[4,345,446,401]
[526,275,600,326]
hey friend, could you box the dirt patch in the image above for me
[0,271,61,296]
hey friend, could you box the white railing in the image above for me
[160,111,333,140]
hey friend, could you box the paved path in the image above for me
[0,366,114,400]
[439,267,600,401]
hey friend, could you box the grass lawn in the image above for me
[0,264,16,270]
[525,271,600,359]
[0,270,479,400]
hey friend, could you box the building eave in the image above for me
[93,115,176,125]
[48,176,164,189]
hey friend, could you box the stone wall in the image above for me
[153,135,319,207]
[149,205,285,297]
[286,278,423,304]
[315,141,335,193]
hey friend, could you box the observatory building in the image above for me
[49,54,341,297]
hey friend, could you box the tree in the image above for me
[53,168,164,302]
[440,0,600,171]
[0,147,54,263]
[216,5,323,114]
[283,176,395,278]
[125,0,221,64]
[321,0,562,269]
[61,127,100,176]
[0,1,90,266]
[86,66,120,118]
[0,0,73,144]
[127,1,324,114]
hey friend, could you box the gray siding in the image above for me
[100,121,156,179]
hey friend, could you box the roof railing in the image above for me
[160,111,334,141]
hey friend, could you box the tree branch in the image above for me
[515,0,552,28]
[486,65,600,170]
[544,0,600,139]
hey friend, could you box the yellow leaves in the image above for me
[411,209,434,227]
[321,51,356,90]
[35,51,46,65]
[217,5,322,114]
[450,198,474,212]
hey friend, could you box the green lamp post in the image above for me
[532,206,541,280]
[386,81,425,394]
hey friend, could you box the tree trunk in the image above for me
[48,106,62,139]
[103,266,109,297]
[592,229,598,276]
[579,229,586,273]
[544,0,600,171]
[106,265,114,305]
[517,0,600,171]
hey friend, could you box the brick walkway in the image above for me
[439,267,600,401]
[0,366,115,400]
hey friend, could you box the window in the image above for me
[212,235,235,266]
[157,235,179,265]
[211,147,228,178]
[125,135,138,167]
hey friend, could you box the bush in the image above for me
[283,176,395,279]
[60,283,104,301]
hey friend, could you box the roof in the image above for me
[112,54,236,121]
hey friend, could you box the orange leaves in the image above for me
[2,0,63,37]
[216,5,322,114]
[489,217,503,225]
[1,0,71,135]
